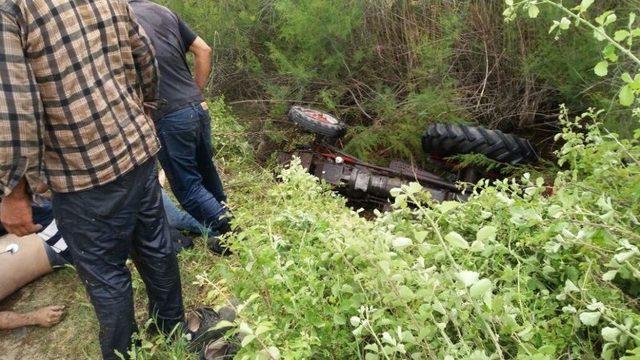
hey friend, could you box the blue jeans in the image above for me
[161,189,205,234]
[156,103,228,231]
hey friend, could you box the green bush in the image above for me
[219,106,640,359]
[158,0,638,162]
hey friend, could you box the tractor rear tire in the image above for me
[422,124,539,165]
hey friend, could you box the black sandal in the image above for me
[186,307,236,351]
[200,337,240,360]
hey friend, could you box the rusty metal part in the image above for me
[278,149,468,205]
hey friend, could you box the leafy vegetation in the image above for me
[6,2,640,359]
[200,2,640,359]
[161,0,638,162]
[216,105,640,359]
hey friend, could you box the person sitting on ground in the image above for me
[0,193,197,331]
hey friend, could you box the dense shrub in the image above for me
[159,0,638,162]
[220,106,640,359]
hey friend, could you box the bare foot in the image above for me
[31,305,65,328]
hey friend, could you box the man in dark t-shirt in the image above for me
[130,1,233,254]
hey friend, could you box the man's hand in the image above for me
[0,178,42,236]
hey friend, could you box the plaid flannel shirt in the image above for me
[0,0,160,195]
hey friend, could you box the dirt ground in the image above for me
[0,268,100,360]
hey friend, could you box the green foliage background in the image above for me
[124,1,640,359]
[160,0,638,163]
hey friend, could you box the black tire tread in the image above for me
[422,123,539,165]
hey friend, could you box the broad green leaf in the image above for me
[389,187,402,198]
[255,323,271,336]
[517,325,534,341]
[594,61,609,77]
[382,332,396,346]
[528,5,539,18]
[564,279,580,293]
[594,27,608,41]
[414,231,428,243]
[587,301,605,312]
[547,205,563,218]
[393,237,413,250]
[601,327,621,342]
[364,344,378,352]
[241,334,256,347]
[407,182,423,195]
[456,270,480,287]
[470,240,486,253]
[596,11,617,26]
[365,353,380,360]
[445,231,469,249]
[352,325,364,336]
[614,30,630,42]
[437,201,461,213]
[579,0,594,12]
[602,270,618,281]
[579,311,601,326]
[619,85,635,106]
[398,285,415,299]
[604,13,617,26]
[350,316,361,327]
[238,322,253,335]
[264,347,281,360]
[602,44,618,62]
[476,226,497,242]
[212,320,235,330]
[470,278,492,298]
[596,12,608,25]
[622,72,634,83]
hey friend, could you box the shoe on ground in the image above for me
[185,306,236,351]
[206,223,242,256]
[171,228,194,252]
[200,337,239,360]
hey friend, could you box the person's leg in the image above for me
[162,189,205,234]
[0,234,53,301]
[156,107,228,230]
[0,230,67,332]
[196,105,228,205]
[130,164,185,334]
[53,172,141,360]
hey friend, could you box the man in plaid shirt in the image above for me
[0,1,185,358]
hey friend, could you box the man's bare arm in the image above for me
[189,36,212,92]
[0,306,65,330]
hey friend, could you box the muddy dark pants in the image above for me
[52,158,185,360]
